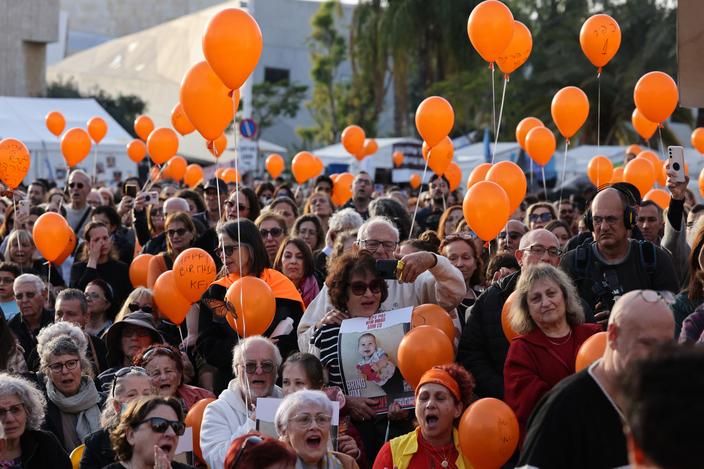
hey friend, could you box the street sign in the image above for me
[239,119,257,139]
[237,138,258,172]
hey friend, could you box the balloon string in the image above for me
[558,139,570,207]
[541,167,548,200]
[597,73,601,151]
[529,158,534,193]
[409,155,431,238]
[46,262,51,298]
[492,76,509,165]
[490,64,496,150]
[142,165,165,192]
[231,92,246,344]
[658,126,665,159]
[92,144,98,186]
[12,198,23,275]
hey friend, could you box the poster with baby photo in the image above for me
[255,397,340,450]
[337,307,414,415]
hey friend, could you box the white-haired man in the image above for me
[8,274,53,362]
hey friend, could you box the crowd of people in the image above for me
[0,154,703,469]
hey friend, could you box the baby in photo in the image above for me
[356,333,395,386]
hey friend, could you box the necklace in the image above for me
[422,437,453,468]
[546,329,572,345]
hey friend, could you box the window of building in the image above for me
[264,67,290,83]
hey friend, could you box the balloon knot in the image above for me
[488,62,494,71]
[658,123,664,129]
[504,74,510,82]
[597,67,603,76]
[228,90,236,98]
[484,241,490,249]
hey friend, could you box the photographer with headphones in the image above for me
[561,185,679,324]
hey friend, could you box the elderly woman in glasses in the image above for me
[107,396,193,469]
[275,390,358,469]
[133,344,214,411]
[200,336,284,469]
[37,335,104,452]
[504,264,600,436]
[80,367,154,469]
[0,373,71,469]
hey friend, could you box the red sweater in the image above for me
[503,324,601,435]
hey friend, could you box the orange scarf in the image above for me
[212,269,305,313]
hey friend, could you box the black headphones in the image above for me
[584,185,638,232]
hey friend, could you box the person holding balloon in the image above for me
[372,364,473,469]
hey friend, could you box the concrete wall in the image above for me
[0,0,59,96]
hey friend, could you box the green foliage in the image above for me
[252,80,308,139]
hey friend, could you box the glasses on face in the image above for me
[69,182,85,189]
[444,232,476,243]
[0,404,24,420]
[85,292,104,301]
[349,279,384,296]
[134,417,186,436]
[638,289,675,305]
[128,303,153,315]
[231,436,263,468]
[242,361,275,374]
[111,366,148,397]
[0,276,15,284]
[289,413,332,428]
[529,212,554,223]
[260,227,284,239]
[523,245,562,258]
[592,215,620,227]
[15,291,37,300]
[498,231,523,241]
[167,228,188,238]
[47,358,80,374]
[359,239,398,252]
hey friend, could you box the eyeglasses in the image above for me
[167,228,188,238]
[638,289,675,305]
[498,231,523,241]
[47,358,80,374]
[134,417,186,436]
[231,435,263,468]
[15,291,37,300]
[359,239,398,251]
[219,245,237,257]
[444,232,476,243]
[289,413,332,428]
[349,279,384,296]
[242,361,275,374]
[0,404,24,420]
[85,292,104,301]
[69,182,85,189]
[260,227,284,239]
[522,245,562,258]
[592,215,621,226]
[128,303,153,315]
[111,366,148,397]
[0,277,15,284]
[529,212,554,223]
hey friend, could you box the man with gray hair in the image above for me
[518,289,675,469]
[200,336,283,469]
[313,208,364,280]
[8,274,52,362]
[298,215,466,352]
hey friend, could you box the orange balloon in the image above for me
[221,167,240,184]
[466,0,515,63]
[587,155,614,187]
[392,151,404,167]
[53,230,76,266]
[164,156,187,181]
[203,8,262,91]
[45,111,65,137]
[624,158,656,198]
[633,71,678,124]
[173,248,217,303]
[691,128,704,154]
[410,173,421,190]
[180,61,235,141]
[291,151,318,184]
[147,128,179,165]
[361,138,378,159]
[398,325,454,389]
[185,398,216,462]
[699,169,704,198]
[331,172,354,206]
[87,117,107,144]
[501,291,519,342]
[415,97,454,147]
[632,109,658,141]
[134,115,154,142]
[428,137,454,176]
[463,181,511,241]
[266,154,285,179]
[626,144,642,157]
[126,139,147,163]
[496,21,532,75]
[444,161,462,192]
[486,161,527,213]
[184,164,204,188]
[643,189,670,210]
[575,331,607,372]
[0,138,31,189]
[524,126,556,166]
[611,166,624,183]
[225,276,276,337]
[551,86,589,139]
[214,168,225,180]
[129,254,154,288]
[153,270,192,325]
[421,141,430,161]
[207,133,228,158]
[311,157,324,179]
[515,117,544,150]
[341,125,365,157]
[171,103,195,136]
[467,163,491,189]
[32,212,72,263]
[459,398,519,469]
[579,14,621,71]
[60,128,92,168]
[412,304,455,342]
[637,150,662,185]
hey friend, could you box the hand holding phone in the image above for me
[667,146,686,183]
[375,260,398,280]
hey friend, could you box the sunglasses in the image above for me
[219,245,236,257]
[242,361,275,374]
[349,279,384,296]
[260,227,284,238]
[134,417,186,436]
[111,366,147,397]
[167,228,188,238]
[498,231,523,241]
[69,182,85,189]
[128,303,153,315]
[529,212,554,223]
[231,435,263,468]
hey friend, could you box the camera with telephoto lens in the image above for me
[591,270,624,313]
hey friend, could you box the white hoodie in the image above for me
[200,378,283,469]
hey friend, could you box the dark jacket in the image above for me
[20,429,71,469]
[70,260,131,309]
[79,428,114,469]
[457,271,519,399]
[8,309,54,362]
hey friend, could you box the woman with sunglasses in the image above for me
[525,203,557,231]
[440,233,485,327]
[71,221,131,309]
[146,213,197,288]
[134,344,214,411]
[224,188,261,222]
[255,211,288,264]
[114,287,155,323]
[107,396,194,469]
[197,219,304,393]
[84,279,114,338]
[80,367,154,469]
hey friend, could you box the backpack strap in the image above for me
[637,239,658,277]
[572,243,593,279]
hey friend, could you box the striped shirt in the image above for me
[312,323,344,387]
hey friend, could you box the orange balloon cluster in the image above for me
[632,109,658,141]
[61,128,92,168]
[225,276,276,337]
[207,133,227,158]
[467,0,515,64]
[644,188,670,210]
[410,173,421,190]
[45,111,66,137]
[624,157,656,198]
[467,163,491,189]
[699,169,704,198]
[444,162,462,192]
[266,154,285,179]
[496,21,533,75]
[579,14,621,72]
[163,156,187,181]
[397,325,454,389]
[185,398,216,462]
[153,271,191,325]
[126,139,147,163]
[220,167,240,184]
[147,128,179,165]
[392,151,404,167]
[587,156,614,187]
[416,97,454,147]
[551,86,590,139]
[427,137,454,176]
[459,398,519,469]
[184,164,204,188]
[87,117,107,144]
[129,254,153,287]
[633,71,678,124]
[525,126,556,166]
[501,291,519,342]
[341,125,365,158]
[32,212,74,263]
[515,117,544,151]
[0,138,31,189]
[463,181,511,241]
